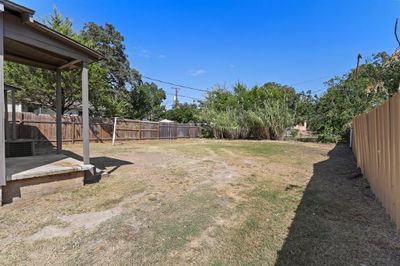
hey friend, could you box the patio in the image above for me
[5,154,93,182]
[0,1,102,203]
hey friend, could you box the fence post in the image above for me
[157,122,160,140]
[138,120,141,140]
[112,117,117,146]
[72,121,75,144]
[349,127,353,149]
[99,121,103,142]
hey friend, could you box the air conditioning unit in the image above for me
[5,139,35,158]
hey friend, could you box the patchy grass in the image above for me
[0,139,399,265]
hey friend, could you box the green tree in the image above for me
[5,7,165,119]
[310,76,371,142]
[80,21,142,117]
[80,22,140,90]
[198,82,296,140]
[81,22,170,119]
[165,103,199,123]
[5,8,85,113]
[294,90,316,125]
[130,82,166,120]
[310,51,398,142]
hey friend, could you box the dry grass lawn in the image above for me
[0,139,399,265]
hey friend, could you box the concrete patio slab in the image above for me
[5,154,91,181]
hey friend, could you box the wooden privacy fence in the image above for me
[352,93,400,230]
[9,112,199,144]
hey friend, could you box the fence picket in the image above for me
[6,112,199,144]
[352,94,400,230]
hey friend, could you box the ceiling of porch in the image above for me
[3,1,102,70]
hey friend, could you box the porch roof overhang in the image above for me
[4,83,20,91]
[3,1,102,70]
[0,1,98,188]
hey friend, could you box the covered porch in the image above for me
[0,1,102,203]
[6,154,94,182]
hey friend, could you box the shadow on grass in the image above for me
[3,149,134,203]
[275,144,400,265]
[62,150,133,175]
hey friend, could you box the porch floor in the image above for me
[5,154,92,182]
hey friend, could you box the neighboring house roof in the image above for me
[159,119,175,123]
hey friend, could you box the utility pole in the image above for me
[173,87,179,108]
[356,53,362,77]
[395,18,400,92]
[395,18,400,50]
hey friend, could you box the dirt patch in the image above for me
[26,226,72,242]
[26,203,124,242]
[0,140,398,265]
[61,205,123,230]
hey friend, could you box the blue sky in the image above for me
[18,0,399,107]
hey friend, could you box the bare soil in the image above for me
[0,139,398,265]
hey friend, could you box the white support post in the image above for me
[56,70,62,153]
[4,89,8,140]
[112,117,117,146]
[11,88,16,140]
[0,8,5,187]
[82,62,90,165]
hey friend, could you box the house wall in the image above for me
[7,103,23,113]
[293,122,309,136]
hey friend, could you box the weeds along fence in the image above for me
[9,112,199,144]
[352,93,400,230]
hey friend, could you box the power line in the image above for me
[145,71,349,97]
[145,74,332,96]
[291,75,334,87]
[142,76,210,92]
[145,46,393,96]
[166,92,201,101]
[310,88,326,94]
[290,73,348,94]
